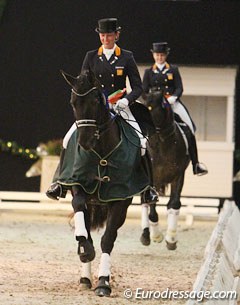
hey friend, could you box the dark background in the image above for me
[0,0,240,192]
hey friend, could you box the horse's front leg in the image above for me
[95,199,131,297]
[72,185,95,288]
[165,175,184,250]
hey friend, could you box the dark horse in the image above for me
[140,91,190,250]
[60,70,149,297]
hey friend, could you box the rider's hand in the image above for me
[114,98,129,112]
[167,96,177,104]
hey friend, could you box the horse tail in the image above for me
[67,205,108,231]
[88,204,108,230]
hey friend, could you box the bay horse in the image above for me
[60,70,149,297]
[140,91,190,250]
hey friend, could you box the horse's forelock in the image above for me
[75,72,92,93]
[75,70,101,94]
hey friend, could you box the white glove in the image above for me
[167,96,178,105]
[113,98,129,112]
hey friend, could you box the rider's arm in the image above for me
[124,52,143,105]
[172,66,183,98]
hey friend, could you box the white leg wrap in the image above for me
[81,262,92,281]
[98,253,111,278]
[141,204,149,229]
[167,208,179,231]
[150,221,164,243]
[166,208,180,243]
[63,123,77,149]
[171,102,195,134]
[150,220,160,236]
[120,108,147,156]
[74,211,88,238]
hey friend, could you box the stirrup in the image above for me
[142,187,159,203]
[46,182,67,200]
[193,163,208,176]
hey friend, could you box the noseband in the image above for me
[71,86,116,140]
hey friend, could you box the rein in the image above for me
[71,87,97,96]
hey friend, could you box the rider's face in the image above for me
[153,52,168,64]
[99,32,119,49]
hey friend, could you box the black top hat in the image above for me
[151,42,170,54]
[95,18,121,33]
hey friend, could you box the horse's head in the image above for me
[61,69,111,150]
[144,91,174,130]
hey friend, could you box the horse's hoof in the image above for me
[140,228,150,246]
[77,238,96,262]
[166,241,177,250]
[95,276,111,297]
[152,232,164,243]
[79,277,92,290]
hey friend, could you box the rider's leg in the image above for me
[119,107,158,202]
[46,123,77,200]
[46,148,68,200]
[171,101,208,176]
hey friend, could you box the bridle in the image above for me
[72,87,97,97]
[71,86,117,140]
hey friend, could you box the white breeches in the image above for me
[63,122,77,149]
[119,107,147,156]
[171,101,195,134]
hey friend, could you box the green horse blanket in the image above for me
[57,118,149,202]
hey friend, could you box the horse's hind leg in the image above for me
[95,199,131,297]
[140,202,151,245]
[79,262,92,290]
[140,195,163,246]
[149,203,163,243]
[72,185,95,264]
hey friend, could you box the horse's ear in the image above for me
[60,70,77,88]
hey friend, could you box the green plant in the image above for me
[36,139,62,157]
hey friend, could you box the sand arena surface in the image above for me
[0,211,216,305]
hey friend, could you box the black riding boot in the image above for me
[188,134,208,176]
[141,152,159,203]
[46,149,68,200]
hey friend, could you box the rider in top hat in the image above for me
[142,42,208,176]
[82,17,142,104]
[46,18,158,203]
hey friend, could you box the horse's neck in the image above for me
[155,111,176,142]
[95,119,120,156]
